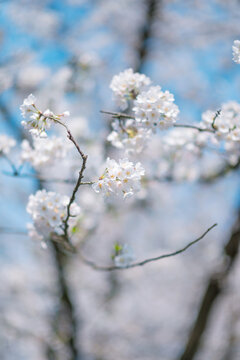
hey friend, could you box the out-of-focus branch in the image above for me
[0,317,57,357]
[178,216,240,360]
[78,223,217,271]
[51,241,80,360]
[2,170,94,185]
[134,0,159,73]
[220,308,239,360]
[200,158,240,183]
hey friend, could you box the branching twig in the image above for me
[212,109,221,129]
[78,223,217,271]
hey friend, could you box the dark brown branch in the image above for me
[51,241,80,360]
[62,152,88,238]
[50,119,88,240]
[134,0,159,73]
[178,216,240,360]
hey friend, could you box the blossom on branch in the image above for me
[107,118,152,154]
[133,85,179,130]
[92,157,145,199]
[27,189,81,243]
[202,101,240,142]
[20,94,70,137]
[110,68,151,110]
[113,243,135,268]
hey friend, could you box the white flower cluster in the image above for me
[110,68,151,110]
[21,136,72,170]
[114,244,135,267]
[232,40,240,64]
[92,158,145,199]
[163,128,209,155]
[0,134,16,155]
[145,128,211,182]
[202,101,240,142]
[20,94,69,137]
[108,71,179,154]
[133,86,179,130]
[27,190,81,242]
[107,119,152,154]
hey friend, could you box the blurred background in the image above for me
[1,0,240,359]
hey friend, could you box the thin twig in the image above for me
[100,110,135,119]
[212,109,221,129]
[52,121,88,239]
[100,110,215,133]
[79,223,217,271]
[0,224,217,273]
[174,124,214,133]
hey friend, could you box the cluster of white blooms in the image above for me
[20,94,69,137]
[107,119,152,154]
[232,40,240,64]
[27,190,81,242]
[92,158,145,199]
[113,244,135,267]
[202,102,240,142]
[21,136,72,170]
[110,68,151,110]
[163,128,209,156]
[144,129,210,182]
[133,86,179,130]
[0,134,16,155]
[108,71,180,155]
